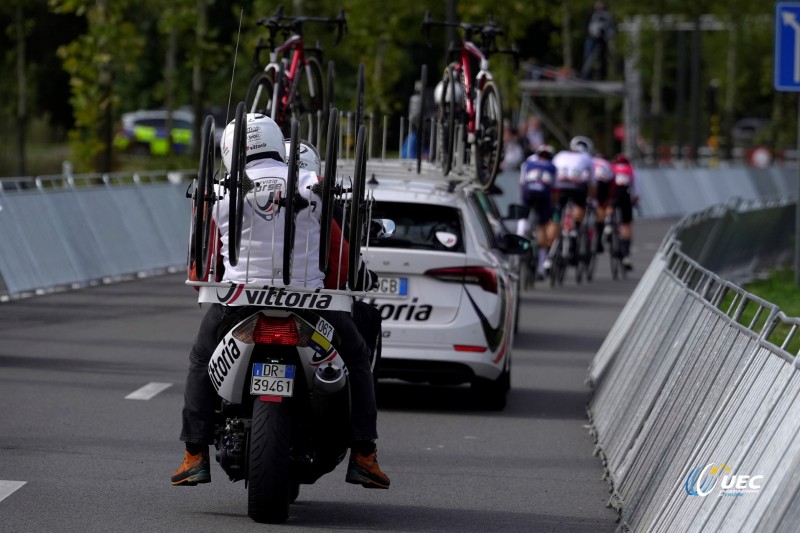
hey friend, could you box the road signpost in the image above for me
[775,1,800,285]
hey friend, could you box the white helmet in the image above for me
[284,139,321,175]
[569,135,594,154]
[220,113,284,172]
[433,79,464,106]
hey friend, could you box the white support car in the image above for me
[359,170,530,409]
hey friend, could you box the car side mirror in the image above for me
[499,233,531,255]
[505,203,530,220]
[369,218,396,240]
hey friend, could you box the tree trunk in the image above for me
[15,3,27,177]
[192,0,207,159]
[650,16,664,164]
[562,3,572,70]
[722,21,737,161]
[165,21,178,156]
[97,0,113,173]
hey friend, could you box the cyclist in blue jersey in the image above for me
[517,144,558,276]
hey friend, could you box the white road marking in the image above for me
[125,382,172,400]
[0,481,25,503]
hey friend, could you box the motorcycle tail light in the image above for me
[425,266,498,293]
[253,315,300,345]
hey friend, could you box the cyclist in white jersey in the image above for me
[552,136,595,261]
[173,113,390,490]
[591,153,614,253]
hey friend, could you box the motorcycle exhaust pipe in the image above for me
[313,363,347,394]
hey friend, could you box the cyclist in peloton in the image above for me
[552,136,595,263]
[591,152,614,254]
[611,154,638,271]
[517,144,558,277]
[173,114,390,490]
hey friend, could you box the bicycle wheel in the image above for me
[291,56,324,146]
[319,107,339,273]
[354,63,365,130]
[416,64,427,174]
[609,225,620,281]
[436,66,457,176]
[324,60,335,144]
[283,119,300,286]
[192,115,216,279]
[549,236,561,288]
[347,124,367,290]
[475,80,503,190]
[228,101,247,267]
[245,67,277,116]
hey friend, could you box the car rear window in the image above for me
[368,201,464,252]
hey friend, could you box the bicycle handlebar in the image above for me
[257,6,347,45]
[421,10,505,48]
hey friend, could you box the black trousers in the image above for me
[180,303,378,445]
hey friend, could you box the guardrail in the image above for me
[0,171,193,301]
[587,200,800,532]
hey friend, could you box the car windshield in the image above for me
[368,201,464,252]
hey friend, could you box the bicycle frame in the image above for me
[269,35,312,123]
[452,41,492,135]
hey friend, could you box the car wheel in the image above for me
[471,366,509,411]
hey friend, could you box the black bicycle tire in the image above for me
[228,101,247,267]
[416,64,427,174]
[291,56,325,145]
[475,80,503,190]
[245,69,277,116]
[325,60,335,144]
[319,107,339,273]
[192,114,216,279]
[438,66,456,176]
[355,63,365,130]
[347,124,367,290]
[283,119,300,285]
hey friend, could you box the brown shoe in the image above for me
[171,450,210,486]
[345,449,390,489]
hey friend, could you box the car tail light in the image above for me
[253,315,300,345]
[425,266,498,293]
[453,345,488,353]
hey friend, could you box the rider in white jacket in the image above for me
[173,113,390,490]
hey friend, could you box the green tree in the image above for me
[51,0,145,172]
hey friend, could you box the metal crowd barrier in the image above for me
[587,201,800,532]
[0,171,193,301]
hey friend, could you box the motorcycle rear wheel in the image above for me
[248,399,291,524]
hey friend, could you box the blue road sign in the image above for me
[776,2,800,91]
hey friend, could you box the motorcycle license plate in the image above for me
[250,363,295,397]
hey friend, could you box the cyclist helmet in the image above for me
[284,139,321,175]
[220,113,284,172]
[433,79,464,105]
[569,135,594,154]
[535,144,555,160]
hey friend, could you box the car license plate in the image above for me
[250,363,295,397]
[374,276,408,297]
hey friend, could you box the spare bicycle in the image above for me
[245,5,346,143]
[422,11,517,189]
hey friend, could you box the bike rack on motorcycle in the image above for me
[185,104,384,523]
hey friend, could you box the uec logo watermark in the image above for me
[685,463,764,497]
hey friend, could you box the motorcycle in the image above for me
[188,111,390,523]
[200,297,365,523]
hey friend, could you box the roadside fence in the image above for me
[587,199,800,532]
[0,171,192,301]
